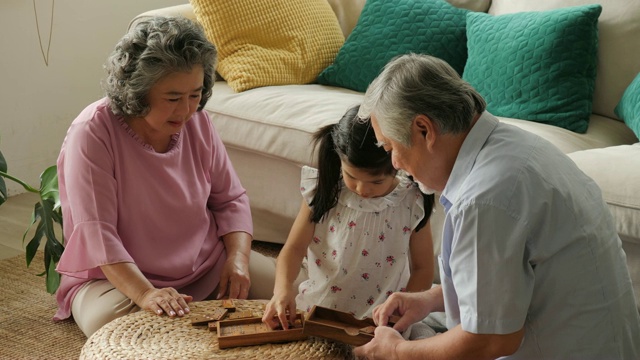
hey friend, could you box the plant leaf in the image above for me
[40,198,62,247]
[24,202,45,267]
[43,236,64,293]
[39,166,60,209]
[41,197,64,294]
[0,149,7,173]
[0,150,8,202]
[45,257,61,294]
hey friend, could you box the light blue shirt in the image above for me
[439,112,640,359]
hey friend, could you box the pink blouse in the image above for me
[53,98,252,320]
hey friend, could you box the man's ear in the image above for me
[413,114,436,148]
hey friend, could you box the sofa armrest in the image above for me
[128,4,195,31]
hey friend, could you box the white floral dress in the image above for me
[296,166,425,319]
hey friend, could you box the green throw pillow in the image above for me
[615,73,640,140]
[463,5,602,133]
[317,0,468,93]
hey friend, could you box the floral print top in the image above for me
[296,166,425,319]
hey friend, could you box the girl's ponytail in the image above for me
[310,123,342,223]
[406,175,435,232]
[416,192,435,232]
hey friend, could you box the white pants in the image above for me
[247,250,308,300]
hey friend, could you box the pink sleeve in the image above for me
[56,110,132,277]
[205,117,253,238]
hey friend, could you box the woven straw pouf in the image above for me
[80,299,354,360]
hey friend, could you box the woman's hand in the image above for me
[139,287,193,317]
[218,231,253,299]
[101,262,193,317]
[217,250,251,300]
[262,288,298,330]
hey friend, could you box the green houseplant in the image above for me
[0,146,63,294]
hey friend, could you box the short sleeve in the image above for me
[449,202,534,334]
[300,166,319,205]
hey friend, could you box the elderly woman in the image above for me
[53,17,253,337]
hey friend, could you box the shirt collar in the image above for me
[440,111,499,207]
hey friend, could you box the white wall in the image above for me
[0,0,188,196]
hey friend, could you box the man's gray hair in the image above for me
[359,53,486,147]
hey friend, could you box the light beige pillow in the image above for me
[190,0,345,92]
[568,144,640,241]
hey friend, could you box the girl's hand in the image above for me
[139,287,193,317]
[217,251,251,300]
[262,289,297,330]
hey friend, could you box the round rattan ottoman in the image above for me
[80,299,354,360]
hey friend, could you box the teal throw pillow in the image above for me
[463,5,602,133]
[615,73,640,140]
[317,0,468,93]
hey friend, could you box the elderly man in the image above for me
[354,53,640,359]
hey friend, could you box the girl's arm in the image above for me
[262,198,315,329]
[405,220,435,292]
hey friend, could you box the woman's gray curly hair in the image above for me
[103,16,217,117]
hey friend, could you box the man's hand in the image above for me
[354,326,404,360]
[372,291,431,332]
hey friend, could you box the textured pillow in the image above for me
[615,73,640,140]
[190,0,344,92]
[463,5,602,133]
[317,0,469,93]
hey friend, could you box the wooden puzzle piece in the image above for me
[344,325,376,336]
[227,310,254,320]
[222,299,236,312]
[190,307,228,326]
[208,310,255,332]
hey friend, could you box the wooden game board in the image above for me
[216,313,307,349]
[303,305,397,346]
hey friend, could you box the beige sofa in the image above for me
[131,0,640,310]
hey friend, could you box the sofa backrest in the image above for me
[489,0,640,121]
[327,0,492,38]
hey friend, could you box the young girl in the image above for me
[261,105,435,329]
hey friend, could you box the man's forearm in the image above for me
[397,324,524,359]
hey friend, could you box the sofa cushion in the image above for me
[615,72,640,140]
[189,0,344,92]
[204,81,636,167]
[463,5,602,133]
[317,0,469,93]
[489,0,640,122]
[568,144,640,242]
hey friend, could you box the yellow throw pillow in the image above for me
[190,0,345,92]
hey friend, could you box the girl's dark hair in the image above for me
[309,105,434,231]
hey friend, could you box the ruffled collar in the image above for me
[117,117,181,153]
[338,175,417,212]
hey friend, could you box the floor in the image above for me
[0,192,40,260]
